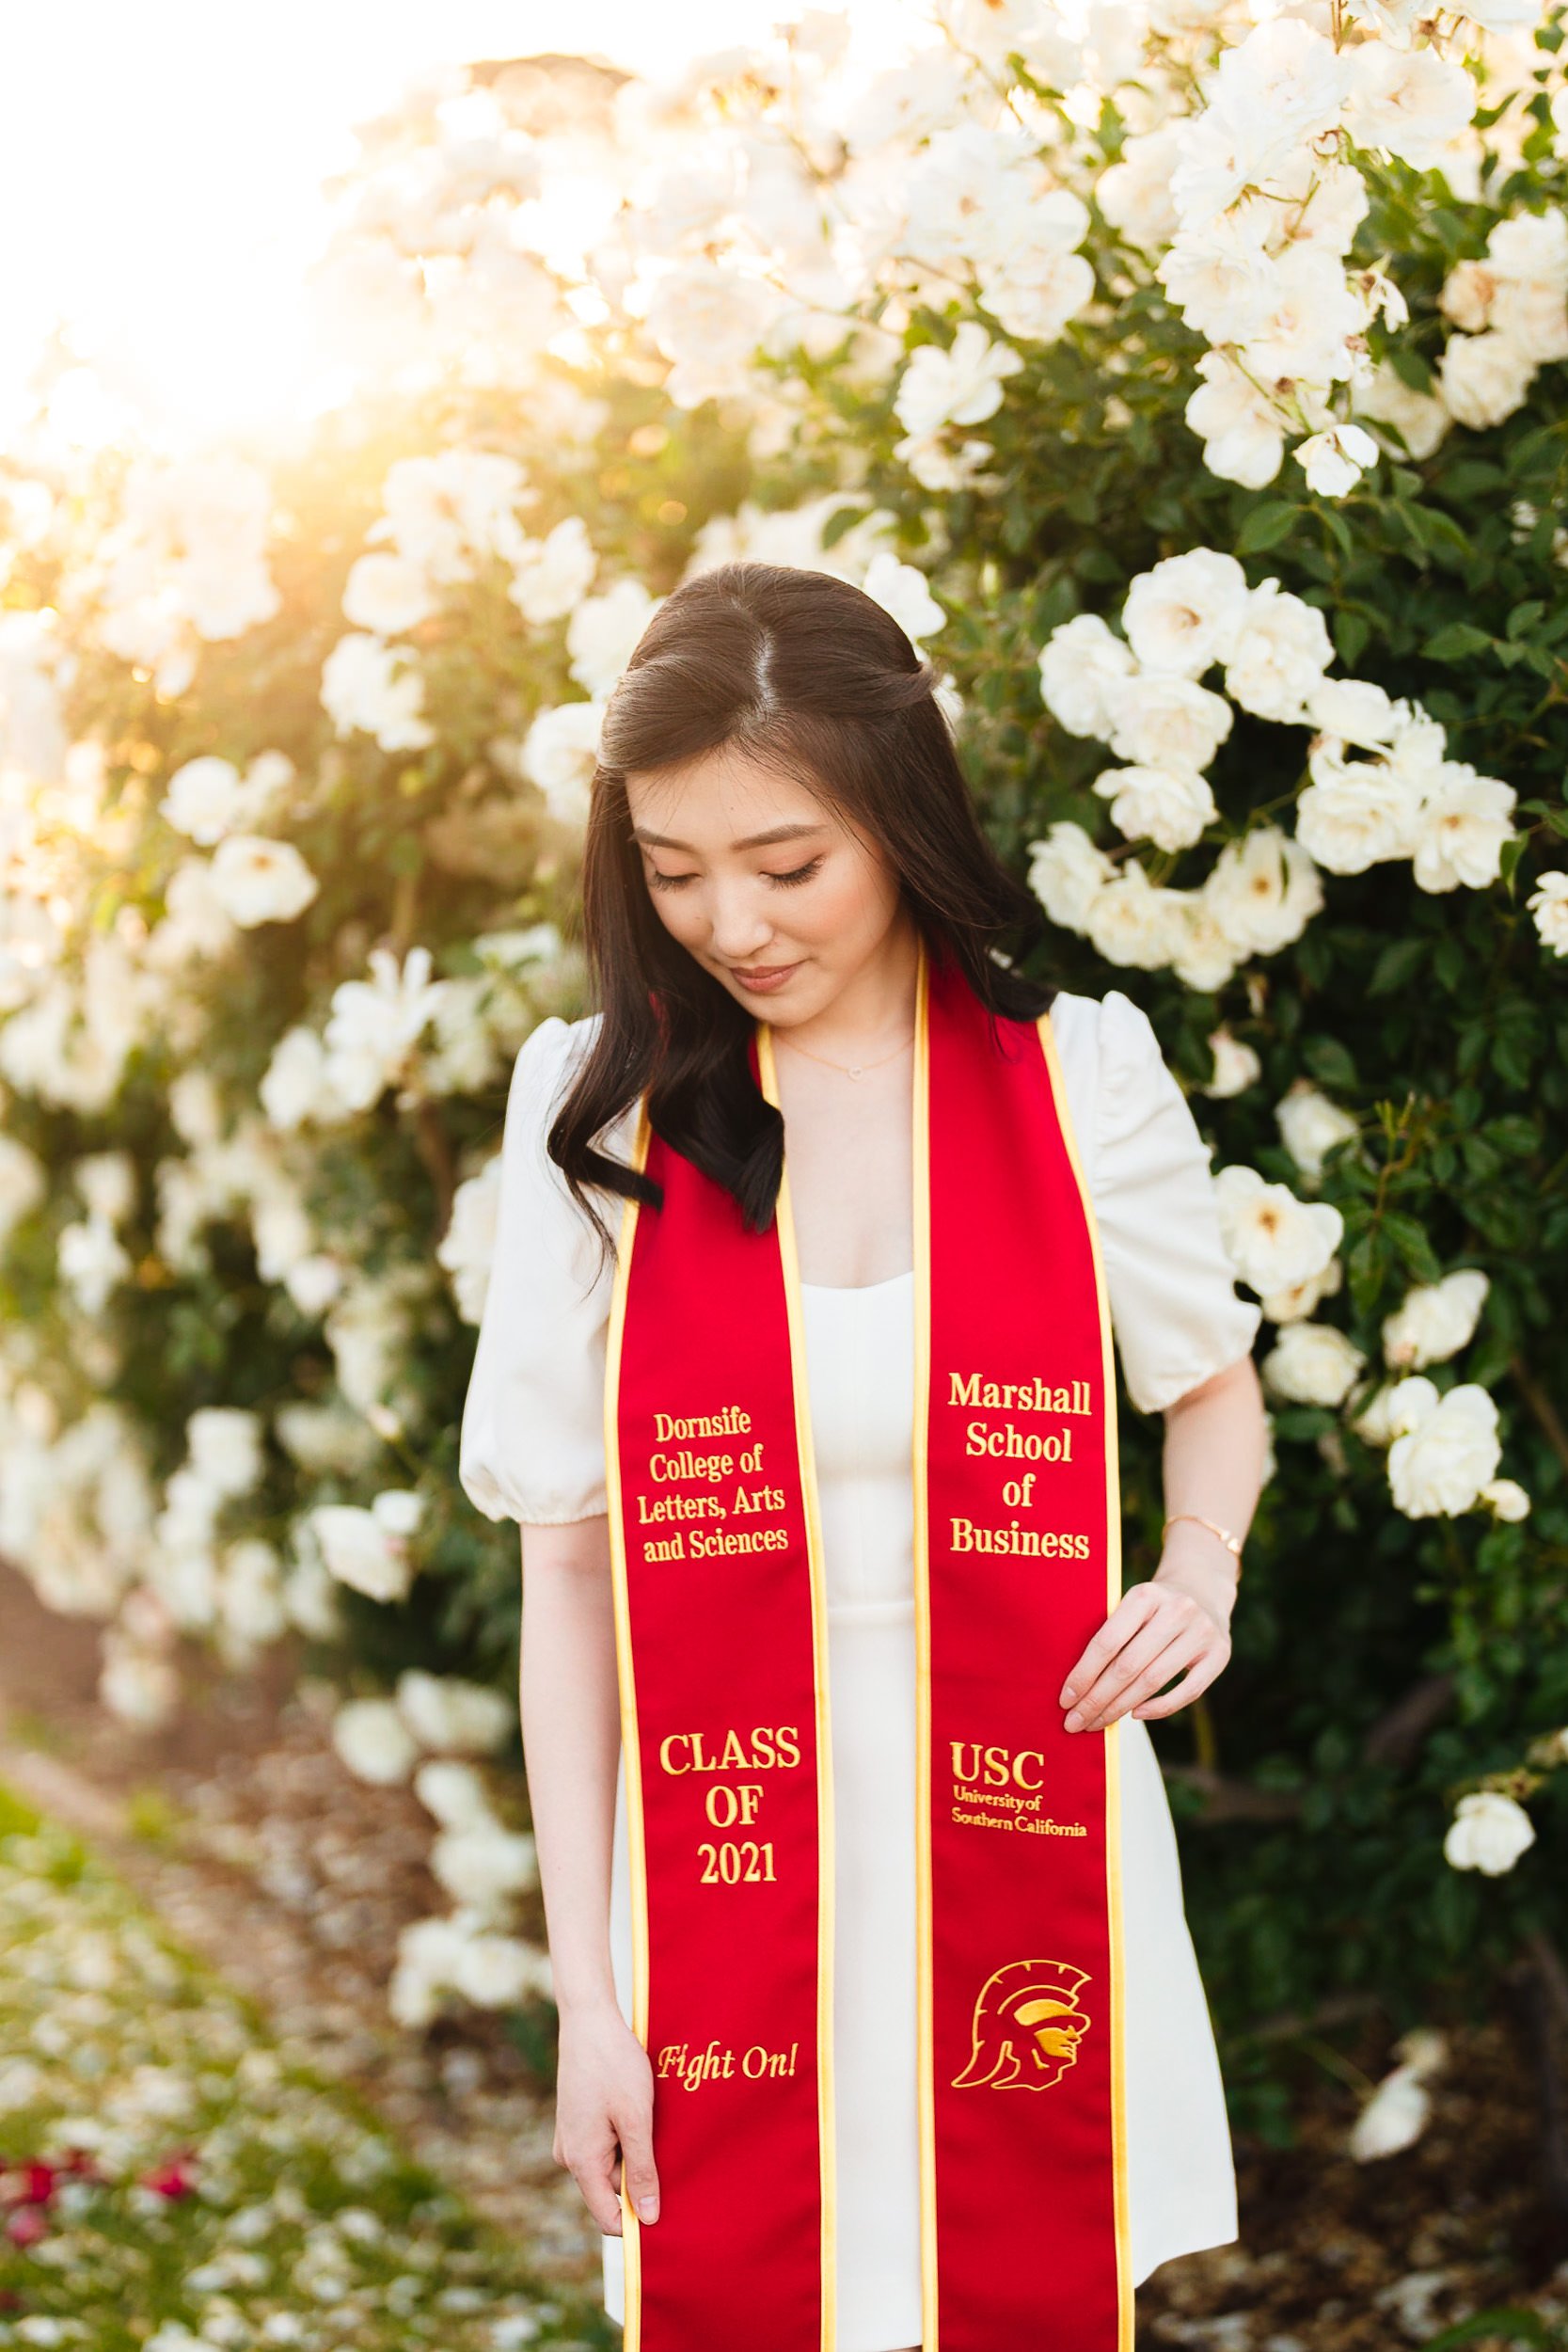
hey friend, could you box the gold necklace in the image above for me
[774,1028,914,1083]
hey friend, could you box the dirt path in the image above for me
[3,1557,1565,2348]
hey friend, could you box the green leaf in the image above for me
[1381,1211,1443,1282]
[1421,623,1495,661]
[1333,609,1371,669]
[1369,937,1428,995]
[1236,501,1300,554]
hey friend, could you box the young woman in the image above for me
[460,561,1268,2352]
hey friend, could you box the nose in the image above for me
[706,880,776,962]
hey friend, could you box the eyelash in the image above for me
[647,857,824,893]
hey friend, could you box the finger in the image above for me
[1069,1627,1209,1731]
[616,2105,660,2226]
[1062,1618,1194,1731]
[1058,1585,1162,1710]
[1132,1653,1223,1720]
[567,2136,628,2235]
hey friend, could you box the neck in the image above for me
[772,907,922,1062]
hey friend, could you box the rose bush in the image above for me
[0,7,1565,2137]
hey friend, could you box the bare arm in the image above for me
[1058,1351,1267,1731]
[520,1516,661,2231]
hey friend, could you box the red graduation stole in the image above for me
[603,933,1132,2350]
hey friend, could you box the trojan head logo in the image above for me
[951,1957,1091,2091]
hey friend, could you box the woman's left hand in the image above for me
[1056,1554,1234,1733]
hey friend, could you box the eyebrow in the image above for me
[630,820,829,853]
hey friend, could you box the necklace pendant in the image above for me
[847,1066,863,1081]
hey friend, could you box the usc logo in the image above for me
[951,1957,1091,2091]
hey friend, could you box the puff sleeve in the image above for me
[1093,990,1262,1417]
[457,1015,617,1525]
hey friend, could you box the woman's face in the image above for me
[625,743,908,1026]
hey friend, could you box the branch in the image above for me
[1361,1671,1455,1768]
[411,1101,457,1233]
[1511,1350,1568,1483]
[1160,1763,1305,1822]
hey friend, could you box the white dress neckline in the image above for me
[800,1269,914,1295]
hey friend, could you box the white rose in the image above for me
[1348,2065,1431,2161]
[893,321,1024,437]
[1443,1789,1535,1876]
[321,631,435,753]
[1295,752,1421,874]
[1185,348,1287,489]
[431,1820,539,1914]
[1409,763,1517,894]
[1037,613,1136,739]
[187,1406,264,1498]
[1198,1030,1260,1099]
[331,1696,420,1786]
[862,552,946,646]
[323,946,449,1115]
[436,1155,503,1326]
[1527,871,1568,956]
[1203,827,1324,957]
[1091,763,1215,852]
[1120,548,1250,680]
[57,1216,132,1315]
[1213,1163,1342,1294]
[341,551,437,636]
[310,1502,417,1604]
[261,1026,334,1131]
[1085,863,1192,971]
[519,701,604,829]
[414,1758,495,1832]
[161,755,247,845]
[1293,422,1380,497]
[0,1134,45,1243]
[1103,672,1233,772]
[1342,41,1476,171]
[1480,1478,1530,1521]
[566,578,659,697]
[508,516,598,627]
[1223,580,1334,723]
[1387,1381,1501,1517]
[1438,330,1537,430]
[451,1932,552,2009]
[395,1669,514,1756]
[75,1149,136,1226]
[1307,676,1399,750]
[1275,1081,1359,1184]
[207,837,319,928]
[1025,822,1115,931]
[1259,1255,1343,1327]
[1382,1268,1489,1370]
[1261,1319,1365,1406]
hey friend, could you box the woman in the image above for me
[461,561,1268,2352]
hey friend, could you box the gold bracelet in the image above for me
[1163,1512,1243,1569]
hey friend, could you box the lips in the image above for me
[729,960,801,993]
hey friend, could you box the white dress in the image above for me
[459,987,1264,2352]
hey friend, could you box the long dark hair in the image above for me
[549,559,1056,1264]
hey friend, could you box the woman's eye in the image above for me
[646,868,696,892]
[768,858,823,888]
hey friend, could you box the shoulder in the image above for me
[502,1009,640,1181]
[1043,985,1165,1107]
[504,1009,606,1130]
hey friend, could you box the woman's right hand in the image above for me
[553,1999,660,2233]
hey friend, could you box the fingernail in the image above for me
[1059,1687,1074,1706]
[638,2196,658,2222]
[1064,1709,1083,1731]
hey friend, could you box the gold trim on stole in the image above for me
[909,936,940,2349]
[756,1021,839,2352]
[602,1098,655,2345]
[1035,1005,1133,2352]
